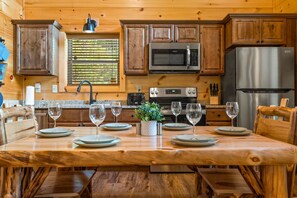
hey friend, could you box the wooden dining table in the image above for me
[1,126,297,198]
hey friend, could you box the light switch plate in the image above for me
[136,85,142,93]
[35,83,41,93]
[52,84,58,93]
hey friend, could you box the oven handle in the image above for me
[186,45,190,68]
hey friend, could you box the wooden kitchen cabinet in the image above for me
[200,24,224,75]
[11,20,62,75]
[206,107,231,126]
[150,24,174,42]
[123,24,149,76]
[46,108,139,128]
[225,15,286,49]
[174,24,199,43]
[118,109,139,124]
[149,24,199,43]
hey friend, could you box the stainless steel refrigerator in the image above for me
[221,47,295,130]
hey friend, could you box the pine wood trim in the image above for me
[58,31,126,93]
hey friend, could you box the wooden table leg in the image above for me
[2,167,33,198]
[22,167,51,198]
[261,165,288,198]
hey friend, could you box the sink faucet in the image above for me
[77,80,96,104]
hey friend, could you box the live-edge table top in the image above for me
[0,126,296,167]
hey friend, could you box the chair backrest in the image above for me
[0,106,38,145]
[253,106,297,198]
[280,98,289,107]
[253,106,297,145]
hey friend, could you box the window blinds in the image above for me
[68,38,119,85]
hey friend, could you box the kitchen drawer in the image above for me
[81,109,114,122]
[55,109,82,123]
[206,108,231,122]
[50,122,82,128]
[118,109,139,123]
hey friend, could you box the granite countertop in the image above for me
[34,100,139,109]
[205,104,226,108]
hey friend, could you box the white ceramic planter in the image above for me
[141,120,157,136]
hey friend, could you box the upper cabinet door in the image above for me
[174,24,199,43]
[124,24,149,76]
[12,20,61,76]
[150,24,174,43]
[200,24,224,75]
[261,18,286,44]
[231,18,260,44]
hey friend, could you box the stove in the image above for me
[149,87,206,125]
[149,87,206,173]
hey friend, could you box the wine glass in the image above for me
[89,104,106,139]
[226,102,239,129]
[186,103,202,136]
[111,101,122,123]
[171,101,182,123]
[48,103,62,128]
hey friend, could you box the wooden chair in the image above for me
[199,105,297,198]
[0,106,95,198]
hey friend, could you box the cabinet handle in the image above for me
[78,123,81,126]
[261,40,264,43]
[256,40,260,43]
[131,114,134,118]
[82,123,85,127]
[217,114,221,117]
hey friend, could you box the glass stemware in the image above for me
[171,101,182,123]
[89,104,106,138]
[186,103,202,136]
[226,102,239,129]
[48,103,62,128]
[111,101,122,123]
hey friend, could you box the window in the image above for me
[67,34,119,85]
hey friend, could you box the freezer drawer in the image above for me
[236,90,295,130]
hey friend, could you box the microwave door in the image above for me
[152,49,186,68]
[148,43,200,72]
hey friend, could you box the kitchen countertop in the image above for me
[205,105,226,108]
[34,100,139,109]
[4,100,225,109]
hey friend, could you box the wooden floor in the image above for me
[92,167,197,198]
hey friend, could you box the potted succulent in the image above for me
[135,102,163,136]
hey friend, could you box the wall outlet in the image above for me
[35,83,41,93]
[136,85,142,93]
[52,84,58,93]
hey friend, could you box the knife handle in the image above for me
[210,84,213,96]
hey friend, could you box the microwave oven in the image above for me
[149,43,200,73]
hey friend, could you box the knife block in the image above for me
[210,96,219,105]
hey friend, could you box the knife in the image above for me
[210,84,213,96]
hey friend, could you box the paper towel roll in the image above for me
[25,86,35,106]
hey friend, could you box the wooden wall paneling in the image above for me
[273,0,297,13]
[24,0,273,8]
[24,8,274,23]
[0,1,23,100]
[4,0,277,103]
[0,0,23,19]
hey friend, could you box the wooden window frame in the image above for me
[58,32,126,93]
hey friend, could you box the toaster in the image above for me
[127,93,145,105]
